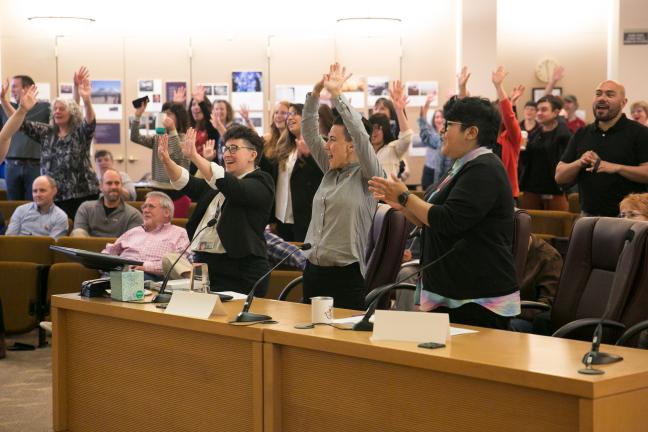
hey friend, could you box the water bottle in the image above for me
[155,112,167,135]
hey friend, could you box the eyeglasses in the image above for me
[224,144,256,154]
[443,120,465,131]
[286,111,301,118]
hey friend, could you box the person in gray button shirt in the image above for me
[71,169,142,238]
[0,75,50,200]
[300,63,385,310]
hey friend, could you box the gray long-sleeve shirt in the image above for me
[301,93,384,276]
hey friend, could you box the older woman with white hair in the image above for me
[0,67,99,218]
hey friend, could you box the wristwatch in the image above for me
[398,191,411,207]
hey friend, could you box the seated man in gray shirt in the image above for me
[6,175,69,238]
[94,149,136,201]
[71,168,142,237]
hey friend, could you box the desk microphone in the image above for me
[578,229,635,374]
[353,240,464,331]
[231,243,312,323]
[153,217,218,303]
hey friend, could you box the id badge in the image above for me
[198,242,215,251]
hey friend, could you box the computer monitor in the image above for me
[49,245,143,271]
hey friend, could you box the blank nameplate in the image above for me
[164,291,227,319]
[371,310,449,343]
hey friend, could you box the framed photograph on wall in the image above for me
[533,87,562,102]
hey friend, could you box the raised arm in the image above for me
[418,94,441,150]
[0,78,16,117]
[78,75,95,124]
[325,63,383,179]
[0,85,38,162]
[239,104,256,130]
[73,66,89,105]
[130,99,155,148]
[545,66,563,96]
[301,76,330,171]
[388,80,413,156]
[180,127,218,181]
[457,66,471,99]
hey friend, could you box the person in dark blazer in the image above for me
[157,124,275,296]
[369,96,519,330]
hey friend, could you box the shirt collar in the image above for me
[594,113,629,133]
[143,222,170,233]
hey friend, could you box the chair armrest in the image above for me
[278,276,303,301]
[552,318,625,339]
[616,320,648,347]
[520,300,551,312]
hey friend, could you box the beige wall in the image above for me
[1,0,644,183]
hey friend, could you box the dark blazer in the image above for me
[183,168,275,259]
[421,152,518,300]
[264,154,323,242]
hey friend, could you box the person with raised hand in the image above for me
[369,80,413,179]
[157,125,275,295]
[300,63,384,310]
[0,84,39,163]
[2,69,100,218]
[491,65,523,201]
[130,92,190,216]
[418,93,451,190]
[0,75,50,200]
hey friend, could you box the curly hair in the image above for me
[50,98,83,132]
[620,193,648,219]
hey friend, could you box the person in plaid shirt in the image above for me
[102,191,189,280]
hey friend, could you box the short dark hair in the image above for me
[369,113,395,143]
[94,150,113,160]
[333,115,372,142]
[223,124,264,163]
[524,100,537,109]
[161,102,190,134]
[14,75,35,88]
[537,95,563,112]
[442,96,500,148]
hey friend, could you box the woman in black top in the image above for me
[369,96,519,330]
[158,125,274,295]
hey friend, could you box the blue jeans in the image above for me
[5,159,41,201]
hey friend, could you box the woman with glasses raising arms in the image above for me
[157,125,275,295]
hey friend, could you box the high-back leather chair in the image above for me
[512,209,532,287]
[278,204,409,305]
[547,217,648,341]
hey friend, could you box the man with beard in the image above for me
[555,80,648,216]
[71,168,142,237]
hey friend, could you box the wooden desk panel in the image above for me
[51,294,266,432]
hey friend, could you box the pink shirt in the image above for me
[102,223,190,275]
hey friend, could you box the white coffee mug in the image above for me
[311,296,334,324]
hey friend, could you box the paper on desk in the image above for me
[164,291,227,319]
[213,291,247,300]
[333,314,477,336]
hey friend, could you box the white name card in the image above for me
[371,310,450,343]
[164,291,227,319]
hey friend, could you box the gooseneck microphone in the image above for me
[578,229,634,374]
[353,240,464,331]
[231,243,312,323]
[152,217,218,303]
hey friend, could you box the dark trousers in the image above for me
[434,302,511,330]
[56,194,99,220]
[275,222,296,242]
[302,261,365,311]
[421,166,436,191]
[194,252,270,297]
[5,159,41,200]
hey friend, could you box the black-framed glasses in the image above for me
[443,120,465,131]
[224,144,256,154]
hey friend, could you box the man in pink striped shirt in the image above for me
[102,191,189,280]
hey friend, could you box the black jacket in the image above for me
[421,153,518,300]
[263,154,323,242]
[183,169,275,259]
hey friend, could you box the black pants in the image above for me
[302,261,365,311]
[434,303,511,330]
[56,194,99,220]
[275,222,297,242]
[194,252,270,297]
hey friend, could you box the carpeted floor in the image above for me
[0,330,52,432]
